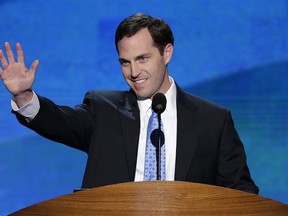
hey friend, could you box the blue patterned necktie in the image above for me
[144,110,166,181]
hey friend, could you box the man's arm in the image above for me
[217,110,259,194]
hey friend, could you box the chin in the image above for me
[134,91,152,101]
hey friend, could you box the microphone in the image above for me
[152,92,166,114]
[151,92,166,180]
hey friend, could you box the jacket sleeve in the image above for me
[217,110,259,194]
[12,93,96,153]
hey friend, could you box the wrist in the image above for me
[13,90,33,108]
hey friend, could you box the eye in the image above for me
[139,56,149,63]
[120,60,130,67]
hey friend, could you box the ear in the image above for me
[164,43,173,65]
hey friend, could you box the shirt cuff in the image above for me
[11,91,40,122]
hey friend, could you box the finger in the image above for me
[29,60,39,75]
[16,43,25,64]
[4,42,16,64]
[0,66,3,78]
[0,49,9,69]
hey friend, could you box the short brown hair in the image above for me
[115,13,174,55]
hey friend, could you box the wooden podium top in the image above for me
[10,181,288,215]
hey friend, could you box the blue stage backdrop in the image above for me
[0,0,287,215]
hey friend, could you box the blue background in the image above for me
[0,0,287,214]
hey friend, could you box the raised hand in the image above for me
[0,42,39,107]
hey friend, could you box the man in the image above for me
[0,13,259,194]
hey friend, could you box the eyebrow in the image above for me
[118,57,129,64]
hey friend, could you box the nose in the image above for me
[130,62,141,78]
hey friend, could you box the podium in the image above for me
[10,181,288,215]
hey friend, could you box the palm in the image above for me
[2,62,33,95]
[0,42,39,96]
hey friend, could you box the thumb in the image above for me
[30,60,39,75]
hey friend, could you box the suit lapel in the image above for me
[117,86,199,182]
[175,85,199,181]
[118,90,140,181]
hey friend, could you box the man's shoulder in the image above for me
[85,90,128,98]
[84,90,128,100]
[177,86,227,113]
[82,90,138,108]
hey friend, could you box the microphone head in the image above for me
[152,92,167,114]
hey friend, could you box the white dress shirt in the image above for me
[134,77,177,181]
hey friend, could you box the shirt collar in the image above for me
[137,76,177,117]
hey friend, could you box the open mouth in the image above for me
[135,79,147,84]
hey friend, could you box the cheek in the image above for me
[147,60,164,75]
[153,62,166,77]
[121,67,130,77]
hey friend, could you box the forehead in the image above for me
[117,28,156,58]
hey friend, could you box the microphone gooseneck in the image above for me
[151,92,167,180]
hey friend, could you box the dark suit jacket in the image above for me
[14,84,259,194]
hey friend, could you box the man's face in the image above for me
[117,28,173,100]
